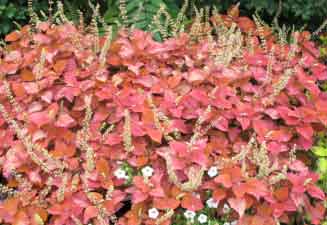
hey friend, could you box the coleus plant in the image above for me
[0,4,326,225]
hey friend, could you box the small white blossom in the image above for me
[142,166,154,177]
[207,166,218,178]
[114,168,128,179]
[223,222,238,225]
[148,208,159,219]
[222,203,231,214]
[197,214,208,224]
[206,198,218,208]
[184,210,196,220]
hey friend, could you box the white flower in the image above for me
[142,166,154,177]
[197,214,208,224]
[184,210,196,220]
[207,166,218,178]
[148,208,159,219]
[114,168,128,179]
[223,222,238,225]
[206,198,218,208]
[222,203,231,214]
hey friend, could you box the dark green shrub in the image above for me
[1,0,326,37]
[0,0,106,37]
[0,0,29,36]
[186,0,327,32]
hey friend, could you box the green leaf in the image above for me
[318,158,327,174]
[6,5,17,19]
[126,0,142,13]
[312,146,327,157]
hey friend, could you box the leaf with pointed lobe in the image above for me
[181,193,204,211]
[228,197,247,218]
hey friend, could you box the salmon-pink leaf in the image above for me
[228,197,247,218]
[181,194,204,211]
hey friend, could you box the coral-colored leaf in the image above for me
[237,17,256,32]
[13,210,29,225]
[2,197,20,216]
[214,174,232,188]
[105,133,122,145]
[20,69,35,81]
[83,206,98,224]
[266,129,293,142]
[228,197,247,218]
[213,187,226,202]
[186,69,207,83]
[55,112,76,128]
[190,150,209,167]
[149,186,166,198]
[306,184,325,200]
[181,193,204,211]
[153,198,180,210]
[29,111,52,127]
[212,116,229,131]
[145,126,162,143]
[96,158,110,178]
[52,141,76,158]
[5,31,22,42]
[296,125,313,140]
[273,186,289,202]
[170,141,188,157]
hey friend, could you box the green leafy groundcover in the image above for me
[1,0,327,38]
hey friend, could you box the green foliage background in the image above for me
[0,0,327,37]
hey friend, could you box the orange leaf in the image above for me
[142,107,155,124]
[225,166,243,183]
[13,210,29,225]
[213,187,226,202]
[21,69,35,81]
[228,197,247,218]
[52,141,76,158]
[167,74,182,88]
[33,207,48,222]
[3,197,20,216]
[84,206,99,224]
[53,59,67,74]
[126,204,144,225]
[181,193,203,211]
[244,194,255,209]
[29,206,48,225]
[214,174,232,188]
[273,186,289,202]
[96,158,110,178]
[11,83,26,97]
[145,126,162,143]
[153,198,180,210]
[7,178,19,188]
[237,17,256,32]
[257,202,273,217]
[250,215,266,225]
[5,31,22,42]
[134,156,149,167]
[169,186,183,199]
